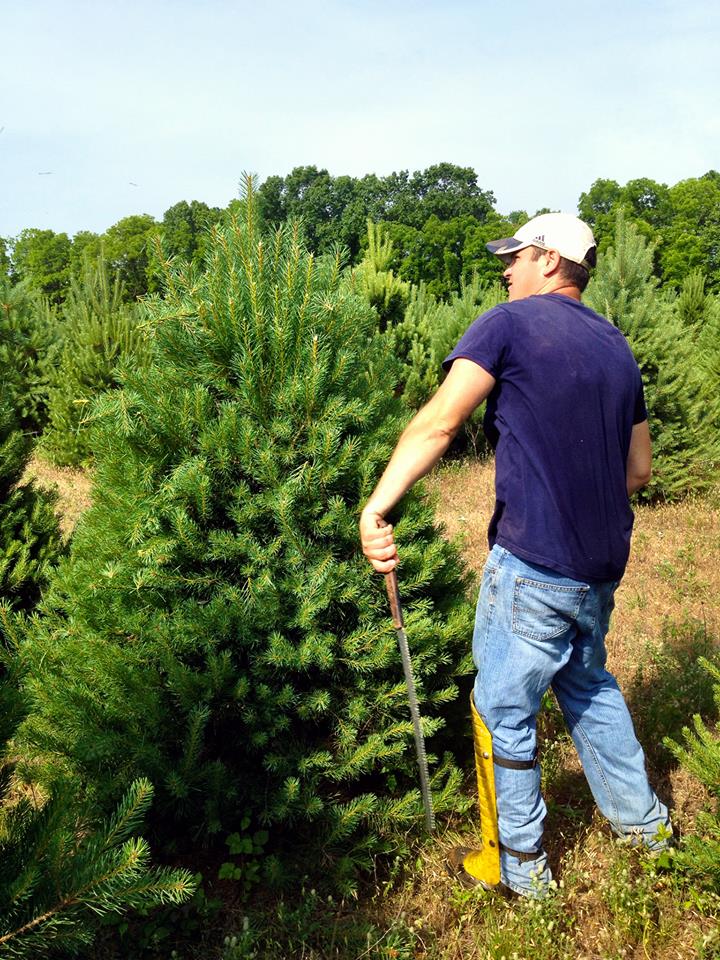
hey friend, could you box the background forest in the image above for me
[5,164,720,305]
[0,164,719,958]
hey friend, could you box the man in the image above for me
[359,213,672,898]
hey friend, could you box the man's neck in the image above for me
[536,280,582,301]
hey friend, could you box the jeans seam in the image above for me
[563,703,621,828]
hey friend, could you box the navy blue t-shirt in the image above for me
[443,294,647,582]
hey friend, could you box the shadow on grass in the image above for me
[530,617,720,864]
[626,615,720,774]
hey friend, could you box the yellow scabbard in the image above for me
[464,694,501,887]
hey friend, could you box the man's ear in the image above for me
[540,248,562,277]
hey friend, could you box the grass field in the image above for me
[25,455,720,959]
[402,459,720,960]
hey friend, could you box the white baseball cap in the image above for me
[487,213,597,270]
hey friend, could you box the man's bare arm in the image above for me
[360,359,496,572]
[626,420,652,495]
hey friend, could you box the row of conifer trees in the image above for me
[360,211,720,499]
[0,183,719,953]
[0,285,194,950]
[5,200,720,502]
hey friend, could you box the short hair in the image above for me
[530,245,595,293]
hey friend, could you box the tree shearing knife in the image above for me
[385,569,435,833]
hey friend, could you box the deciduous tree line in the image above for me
[4,164,720,306]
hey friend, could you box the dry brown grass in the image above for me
[427,459,720,693]
[22,455,93,537]
[358,828,718,960]
[378,457,720,960]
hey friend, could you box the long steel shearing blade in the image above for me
[385,571,435,833]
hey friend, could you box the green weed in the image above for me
[217,819,269,893]
[629,616,720,768]
[653,545,710,602]
[468,885,577,960]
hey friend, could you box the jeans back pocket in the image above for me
[511,577,588,642]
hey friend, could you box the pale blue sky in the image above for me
[1,0,718,237]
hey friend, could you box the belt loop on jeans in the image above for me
[493,752,538,770]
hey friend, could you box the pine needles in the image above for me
[0,779,196,957]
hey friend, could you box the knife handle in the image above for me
[384,569,404,630]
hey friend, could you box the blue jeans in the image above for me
[473,545,671,897]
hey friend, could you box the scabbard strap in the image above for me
[493,752,538,770]
[499,843,545,862]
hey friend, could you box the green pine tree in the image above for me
[380,276,504,457]
[350,220,411,330]
[18,182,474,884]
[0,607,196,957]
[677,273,720,488]
[387,281,439,409]
[675,268,711,330]
[0,404,64,612]
[0,278,57,434]
[664,657,720,891]
[39,255,150,467]
[695,287,720,415]
[385,275,504,412]
[0,769,197,956]
[586,211,720,499]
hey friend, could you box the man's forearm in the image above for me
[626,421,652,496]
[362,411,457,518]
[627,471,651,496]
[359,359,496,572]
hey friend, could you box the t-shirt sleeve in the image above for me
[633,368,648,424]
[442,305,512,378]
